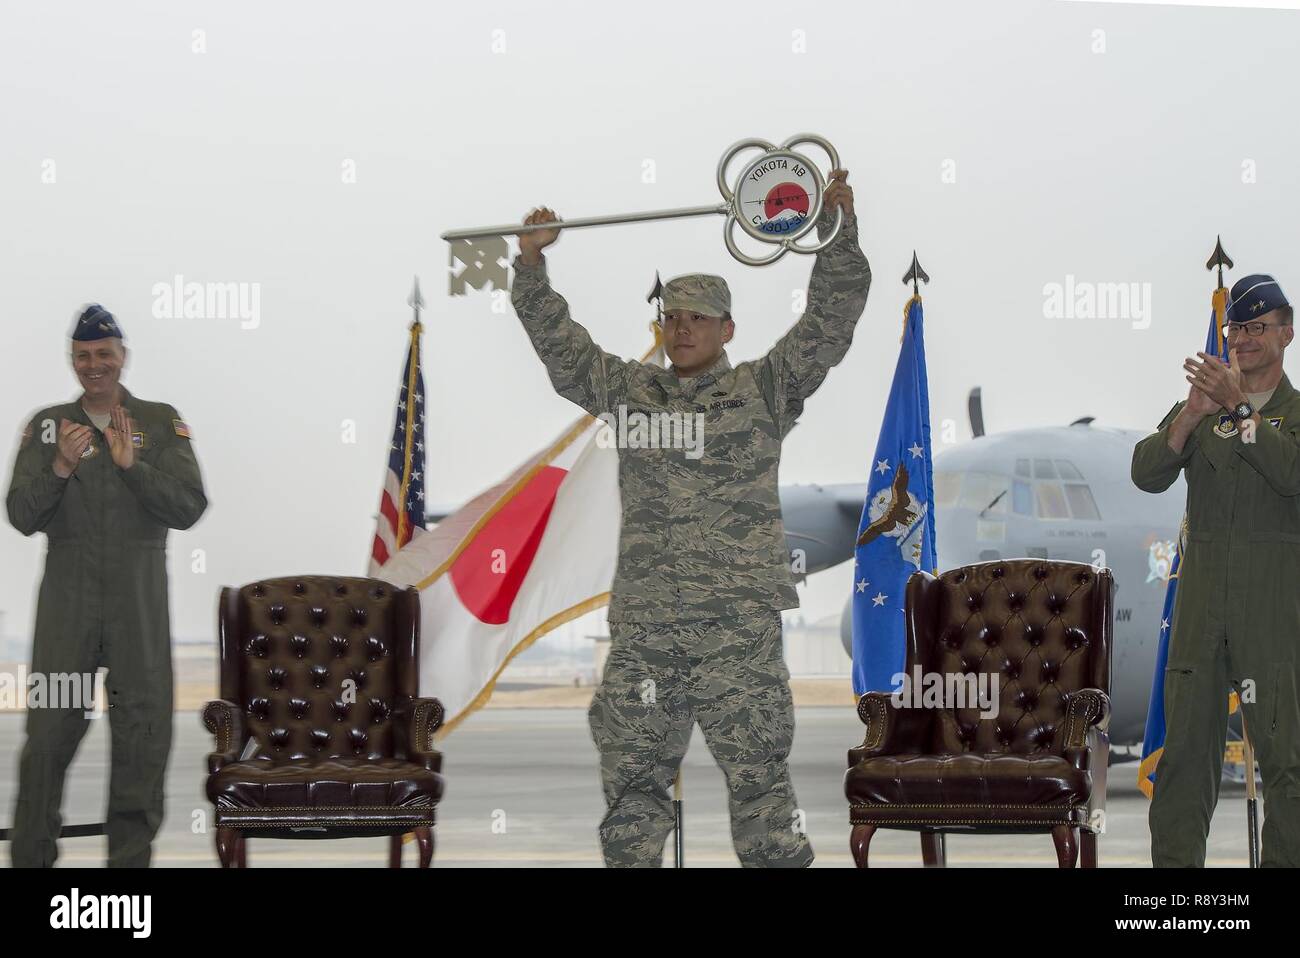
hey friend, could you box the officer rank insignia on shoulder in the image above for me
[1213,415,1238,439]
[172,419,191,439]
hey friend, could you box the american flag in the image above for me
[369,282,427,572]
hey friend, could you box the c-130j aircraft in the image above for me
[778,388,1204,764]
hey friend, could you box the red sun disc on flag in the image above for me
[449,465,566,625]
[764,182,809,220]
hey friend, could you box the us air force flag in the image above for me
[851,295,937,695]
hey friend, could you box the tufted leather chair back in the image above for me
[906,560,1111,758]
[218,576,419,764]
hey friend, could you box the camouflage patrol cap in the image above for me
[662,273,731,318]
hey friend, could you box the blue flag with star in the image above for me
[851,294,937,695]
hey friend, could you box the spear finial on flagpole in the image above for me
[408,275,425,328]
[1206,235,1234,290]
[646,271,665,360]
[903,251,930,298]
[646,270,664,319]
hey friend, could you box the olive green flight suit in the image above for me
[1132,373,1300,867]
[5,386,207,867]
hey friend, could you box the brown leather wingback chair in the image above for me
[202,576,444,867]
[845,560,1112,867]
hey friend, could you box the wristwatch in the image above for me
[1232,400,1255,424]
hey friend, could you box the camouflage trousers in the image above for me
[588,611,813,867]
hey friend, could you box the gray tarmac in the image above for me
[0,708,1254,867]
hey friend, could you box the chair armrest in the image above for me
[202,699,244,774]
[1061,688,1111,768]
[394,697,445,771]
[848,691,930,766]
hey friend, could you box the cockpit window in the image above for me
[959,472,1007,514]
[1033,459,1057,479]
[938,469,1101,521]
[1035,481,1069,518]
[1056,459,1084,480]
[1064,483,1101,520]
[933,472,961,507]
[1015,458,1031,478]
[1012,479,1032,516]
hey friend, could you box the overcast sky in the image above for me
[1,0,1297,644]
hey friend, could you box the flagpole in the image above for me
[901,251,929,341]
[396,277,425,548]
[1204,238,1258,866]
[672,769,684,868]
[1206,236,1233,360]
[902,253,939,576]
[650,270,681,869]
[1242,710,1261,868]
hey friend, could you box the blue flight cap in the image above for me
[71,303,123,341]
[1226,274,1290,323]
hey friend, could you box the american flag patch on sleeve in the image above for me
[173,419,191,439]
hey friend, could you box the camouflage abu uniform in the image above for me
[511,212,871,866]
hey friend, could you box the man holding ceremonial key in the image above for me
[510,169,870,866]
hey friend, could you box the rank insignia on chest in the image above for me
[131,431,146,448]
[1213,415,1238,439]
